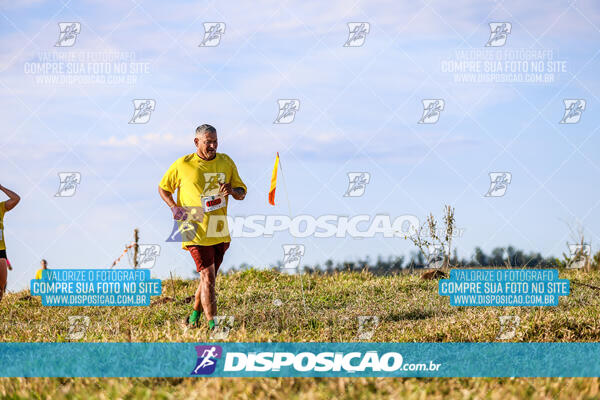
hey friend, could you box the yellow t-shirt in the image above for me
[35,269,44,280]
[159,152,246,248]
[0,201,5,251]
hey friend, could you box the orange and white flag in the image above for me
[268,152,279,205]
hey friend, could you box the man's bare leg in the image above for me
[0,259,8,303]
[198,264,217,326]
[193,282,202,313]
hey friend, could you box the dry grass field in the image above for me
[1,268,599,399]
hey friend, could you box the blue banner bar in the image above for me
[1,343,600,377]
[439,269,570,306]
[30,269,162,306]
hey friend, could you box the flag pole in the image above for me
[276,153,307,311]
[277,154,293,221]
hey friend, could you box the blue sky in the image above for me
[1,0,600,290]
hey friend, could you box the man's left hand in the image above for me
[219,183,245,200]
[218,183,234,196]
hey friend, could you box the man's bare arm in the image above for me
[158,186,177,208]
[158,186,189,220]
[0,185,20,211]
[219,183,245,200]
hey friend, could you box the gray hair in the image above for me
[195,124,217,136]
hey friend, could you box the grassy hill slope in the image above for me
[1,268,600,399]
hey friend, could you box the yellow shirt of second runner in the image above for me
[159,153,246,248]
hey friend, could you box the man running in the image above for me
[158,124,246,330]
[0,184,21,302]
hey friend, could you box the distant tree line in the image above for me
[232,246,565,275]
[302,246,561,275]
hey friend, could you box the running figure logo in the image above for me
[426,244,448,269]
[191,345,223,375]
[55,22,81,47]
[344,172,371,197]
[55,172,81,197]
[137,244,161,268]
[67,315,90,340]
[344,22,370,47]
[485,172,512,197]
[282,244,305,270]
[274,99,300,124]
[203,172,226,195]
[165,206,204,242]
[210,316,235,340]
[357,316,379,340]
[485,22,511,47]
[567,243,591,269]
[199,23,225,47]
[496,315,520,340]
[560,99,586,124]
[418,99,444,124]
[166,220,198,242]
[129,99,156,124]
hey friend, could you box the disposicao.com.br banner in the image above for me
[1,343,600,377]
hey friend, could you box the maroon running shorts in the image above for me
[186,242,230,273]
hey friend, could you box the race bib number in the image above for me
[202,195,226,213]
